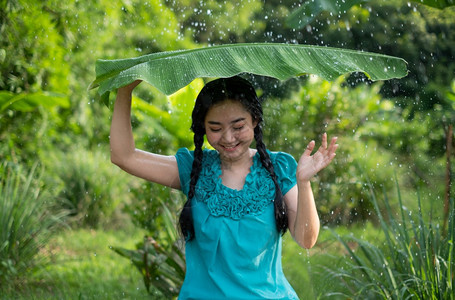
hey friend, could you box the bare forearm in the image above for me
[293,181,320,249]
[110,87,136,165]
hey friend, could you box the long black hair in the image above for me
[179,76,288,241]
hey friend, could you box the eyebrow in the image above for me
[207,117,246,125]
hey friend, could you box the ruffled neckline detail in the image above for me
[194,150,275,219]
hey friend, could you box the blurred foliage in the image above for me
[41,147,133,229]
[412,0,455,9]
[164,0,265,44]
[129,79,202,152]
[0,0,454,295]
[286,0,369,29]
[0,162,67,288]
[125,182,183,240]
[0,0,197,160]
[1,228,152,299]
[0,91,70,167]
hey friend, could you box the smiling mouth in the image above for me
[222,143,240,151]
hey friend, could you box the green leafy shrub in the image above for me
[125,183,183,241]
[0,162,66,288]
[112,236,185,298]
[321,177,454,299]
[112,202,185,298]
[42,148,132,229]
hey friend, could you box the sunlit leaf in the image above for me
[0,91,69,113]
[286,0,369,29]
[89,43,408,105]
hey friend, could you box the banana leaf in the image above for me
[89,43,408,106]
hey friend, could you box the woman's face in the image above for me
[204,100,257,163]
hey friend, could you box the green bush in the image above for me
[42,147,132,229]
[112,201,184,298]
[125,182,183,241]
[321,176,454,299]
[0,162,66,288]
[112,236,185,298]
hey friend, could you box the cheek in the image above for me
[240,127,255,139]
[205,132,218,144]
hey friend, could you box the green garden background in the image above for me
[1,0,455,299]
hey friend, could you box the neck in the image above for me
[220,148,256,171]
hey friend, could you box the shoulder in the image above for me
[176,147,193,157]
[268,150,297,167]
[175,148,219,165]
[267,151,297,194]
[175,148,193,168]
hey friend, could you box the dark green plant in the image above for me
[0,162,67,288]
[112,202,185,298]
[125,184,184,241]
[112,237,185,298]
[322,175,454,299]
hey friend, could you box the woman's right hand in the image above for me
[118,79,143,93]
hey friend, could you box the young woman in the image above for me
[110,76,338,299]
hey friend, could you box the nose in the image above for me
[222,129,236,143]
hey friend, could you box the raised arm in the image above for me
[285,133,338,249]
[110,80,181,189]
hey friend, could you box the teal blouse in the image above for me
[175,148,299,300]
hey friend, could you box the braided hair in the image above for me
[178,76,288,240]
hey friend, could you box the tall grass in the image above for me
[0,162,66,288]
[322,177,454,299]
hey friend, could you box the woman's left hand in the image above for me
[297,133,338,182]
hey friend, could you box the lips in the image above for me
[221,143,240,151]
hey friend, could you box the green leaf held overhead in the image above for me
[89,43,408,105]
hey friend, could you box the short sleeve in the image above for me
[270,151,297,196]
[175,148,194,196]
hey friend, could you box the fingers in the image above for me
[119,80,143,93]
[327,136,339,161]
[328,135,338,148]
[304,140,316,156]
[128,79,143,89]
[319,133,338,158]
[322,132,328,149]
[304,133,339,158]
